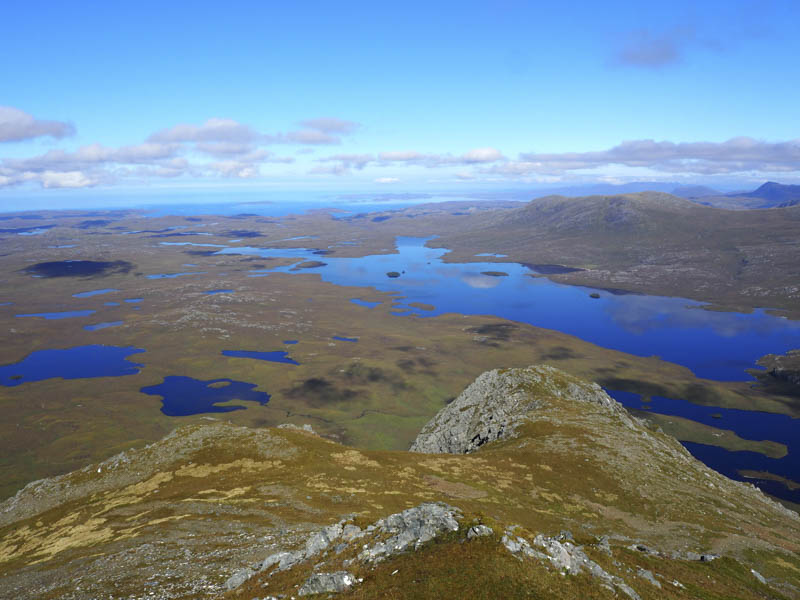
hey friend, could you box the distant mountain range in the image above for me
[726,182,800,207]
[679,182,800,210]
[532,181,800,210]
[531,181,693,199]
[427,190,800,314]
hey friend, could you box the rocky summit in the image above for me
[409,365,623,454]
[1,366,799,599]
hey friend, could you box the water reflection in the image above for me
[461,273,503,289]
[214,236,800,381]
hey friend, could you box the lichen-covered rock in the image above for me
[637,568,661,588]
[298,571,355,596]
[224,568,254,591]
[528,531,640,600]
[226,503,461,593]
[341,523,362,541]
[410,365,628,454]
[467,524,493,539]
[501,525,643,600]
[304,522,344,556]
[357,502,461,563]
[501,529,548,561]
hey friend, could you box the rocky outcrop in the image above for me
[410,365,628,454]
[502,528,641,599]
[224,501,681,600]
[355,502,461,564]
[225,502,463,593]
[3,368,799,600]
[298,571,356,596]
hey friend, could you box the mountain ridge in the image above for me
[1,365,798,599]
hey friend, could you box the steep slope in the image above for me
[410,365,626,454]
[1,367,798,599]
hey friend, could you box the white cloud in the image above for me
[195,141,256,157]
[310,164,349,176]
[375,177,399,183]
[0,114,361,189]
[284,130,341,145]
[461,147,504,163]
[0,106,75,143]
[314,147,505,176]
[299,117,360,134]
[496,137,800,176]
[208,160,261,178]
[149,117,360,147]
[149,118,260,143]
[376,147,505,167]
[379,151,423,161]
[39,171,95,188]
[315,154,373,174]
[6,142,181,172]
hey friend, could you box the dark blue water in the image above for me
[216,237,800,382]
[104,302,120,306]
[351,298,381,308]
[608,390,800,503]
[333,336,359,342]
[0,345,144,386]
[204,289,234,295]
[125,298,142,303]
[72,288,119,298]
[212,235,800,503]
[140,376,271,416]
[283,340,298,344]
[222,350,299,365]
[84,321,124,331]
[682,443,799,505]
[17,310,96,320]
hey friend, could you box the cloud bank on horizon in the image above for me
[2,107,798,190]
[2,0,799,193]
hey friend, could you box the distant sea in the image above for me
[0,189,531,216]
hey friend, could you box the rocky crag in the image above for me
[409,364,627,454]
[1,366,799,599]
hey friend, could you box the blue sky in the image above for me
[1,0,799,205]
